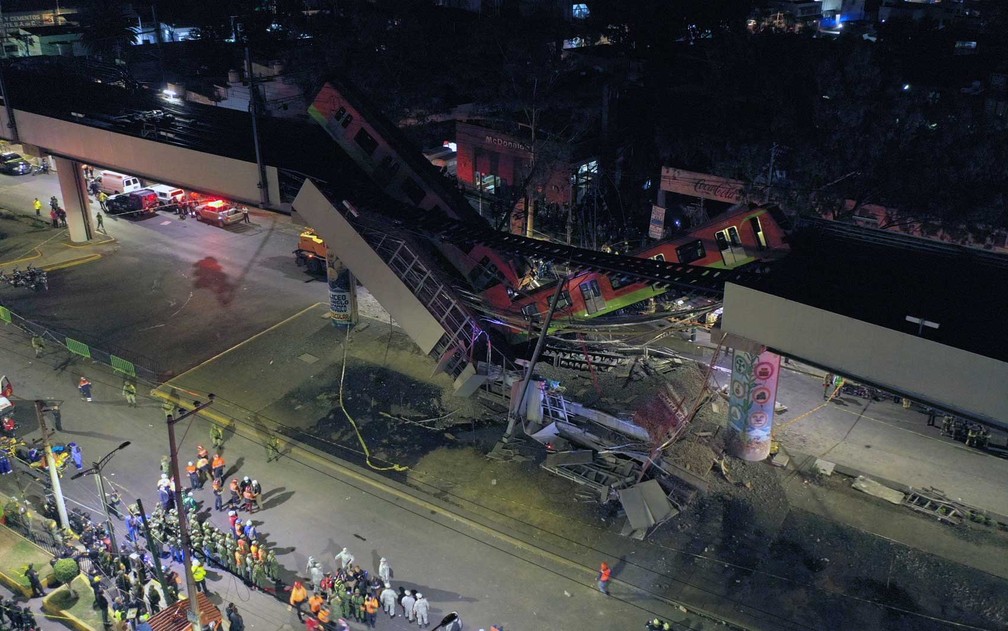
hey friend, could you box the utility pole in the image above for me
[35,401,69,529]
[135,498,172,604]
[245,45,270,209]
[503,279,567,441]
[166,395,216,631]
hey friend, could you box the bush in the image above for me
[52,558,80,594]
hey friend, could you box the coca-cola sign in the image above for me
[661,167,746,204]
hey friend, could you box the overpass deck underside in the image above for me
[720,221,1008,428]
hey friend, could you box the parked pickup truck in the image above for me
[195,200,245,227]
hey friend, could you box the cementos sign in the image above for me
[660,167,746,204]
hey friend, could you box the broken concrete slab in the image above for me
[852,475,906,505]
[814,458,836,476]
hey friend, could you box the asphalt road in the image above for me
[0,325,691,631]
[0,165,326,378]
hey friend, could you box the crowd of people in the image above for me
[0,599,38,630]
[5,415,492,630]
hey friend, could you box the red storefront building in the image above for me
[455,121,599,237]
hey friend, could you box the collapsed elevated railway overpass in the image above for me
[1,61,1005,436]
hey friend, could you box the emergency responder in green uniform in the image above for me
[210,424,225,449]
[122,381,137,407]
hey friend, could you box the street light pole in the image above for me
[71,441,131,556]
[35,400,69,529]
[166,395,215,631]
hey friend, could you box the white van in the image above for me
[148,184,186,209]
[99,171,142,195]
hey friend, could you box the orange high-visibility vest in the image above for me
[211,454,225,470]
[309,595,324,613]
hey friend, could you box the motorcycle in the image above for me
[31,161,50,175]
[2,266,48,291]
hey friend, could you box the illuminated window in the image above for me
[572,3,590,19]
[749,217,767,250]
[572,159,597,205]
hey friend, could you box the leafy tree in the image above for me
[75,0,136,62]
[53,558,81,597]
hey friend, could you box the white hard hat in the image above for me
[187,461,193,466]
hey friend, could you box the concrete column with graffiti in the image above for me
[727,348,781,461]
[326,251,358,328]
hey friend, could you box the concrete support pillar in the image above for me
[54,156,92,243]
[326,251,358,328]
[727,348,782,461]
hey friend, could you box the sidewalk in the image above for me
[0,227,117,273]
[667,330,1008,517]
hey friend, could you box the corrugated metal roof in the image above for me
[146,593,221,631]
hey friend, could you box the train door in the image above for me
[579,279,605,314]
[749,216,768,250]
[714,226,745,265]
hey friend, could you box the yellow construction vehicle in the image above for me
[293,228,327,274]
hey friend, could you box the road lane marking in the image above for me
[165,301,324,382]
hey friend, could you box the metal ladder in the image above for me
[365,228,493,380]
[543,459,637,495]
[902,488,963,525]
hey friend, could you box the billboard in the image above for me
[727,348,781,461]
[660,167,747,204]
[648,205,665,239]
[326,253,358,327]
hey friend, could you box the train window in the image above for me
[652,253,665,262]
[468,256,505,291]
[714,231,729,251]
[521,303,541,322]
[676,240,706,264]
[727,226,742,247]
[609,275,633,290]
[401,179,426,206]
[556,290,573,310]
[749,216,767,249]
[335,107,347,122]
[354,128,379,156]
[341,114,353,129]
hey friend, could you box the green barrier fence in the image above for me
[109,355,136,378]
[64,337,91,359]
